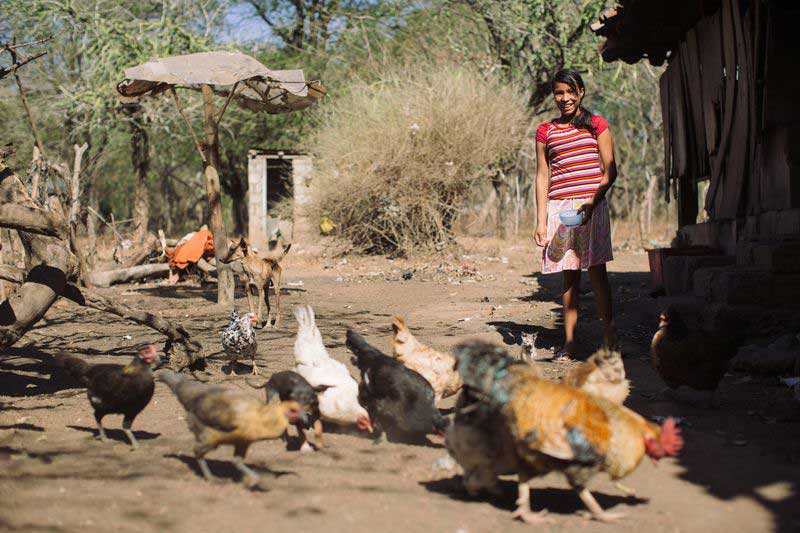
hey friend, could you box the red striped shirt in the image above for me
[535,115,608,200]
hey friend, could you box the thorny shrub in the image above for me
[311,62,530,255]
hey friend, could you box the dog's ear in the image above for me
[239,237,249,254]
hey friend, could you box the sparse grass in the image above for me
[311,61,530,255]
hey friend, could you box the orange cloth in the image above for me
[167,229,215,270]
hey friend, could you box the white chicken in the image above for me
[292,305,372,432]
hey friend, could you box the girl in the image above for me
[534,68,617,361]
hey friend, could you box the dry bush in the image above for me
[311,62,530,254]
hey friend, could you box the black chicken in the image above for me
[346,329,448,443]
[651,306,745,405]
[250,370,332,451]
[55,345,157,449]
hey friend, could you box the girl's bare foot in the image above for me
[554,342,575,362]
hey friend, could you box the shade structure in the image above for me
[116,50,325,113]
[115,50,324,308]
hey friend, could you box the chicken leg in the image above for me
[122,416,140,450]
[312,419,324,450]
[251,357,260,376]
[576,487,626,523]
[233,443,260,488]
[94,412,109,443]
[511,478,553,524]
[194,442,222,483]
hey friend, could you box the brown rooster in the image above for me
[55,345,157,449]
[563,346,630,405]
[391,316,462,403]
[158,370,302,487]
[455,340,683,524]
[651,306,744,405]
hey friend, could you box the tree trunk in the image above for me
[126,103,150,243]
[492,170,511,239]
[201,84,234,307]
[85,182,98,271]
[0,166,80,346]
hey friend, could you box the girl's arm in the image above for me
[534,140,550,247]
[580,129,617,221]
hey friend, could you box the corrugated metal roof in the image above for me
[591,0,721,65]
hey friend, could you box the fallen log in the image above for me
[113,232,160,267]
[62,284,205,371]
[0,203,65,238]
[84,262,170,288]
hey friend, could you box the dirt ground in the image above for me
[1,239,799,533]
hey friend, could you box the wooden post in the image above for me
[201,84,234,307]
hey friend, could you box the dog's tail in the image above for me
[277,243,291,262]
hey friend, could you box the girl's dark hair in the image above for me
[552,68,596,136]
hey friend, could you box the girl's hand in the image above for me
[578,201,594,225]
[534,224,548,247]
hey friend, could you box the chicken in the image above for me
[445,361,541,497]
[651,306,744,404]
[55,345,157,449]
[250,370,331,451]
[157,370,302,487]
[449,347,631,498]
[347,329,449,442]
[221,308,259,375]
[292,305,372,432]
[563,346,630,405]
[455,340,683,524]
[391,316,462,403]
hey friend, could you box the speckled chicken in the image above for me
[158,370,302,487]
[391,316,462,403]
[221,308,259,375]
[55,345,157,449]
[563,346,630,405]
[454,340,683,524]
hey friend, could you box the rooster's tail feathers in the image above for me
[453,340,514,394]
[54,353,91,385]
[346,329,385,368]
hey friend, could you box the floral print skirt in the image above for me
[541,198,613,274]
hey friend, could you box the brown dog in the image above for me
[222,235,291,328]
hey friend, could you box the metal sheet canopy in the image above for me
[116,50,325,113]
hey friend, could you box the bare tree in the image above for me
[0,40,205,371]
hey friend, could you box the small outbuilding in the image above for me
[247,149,315,248]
